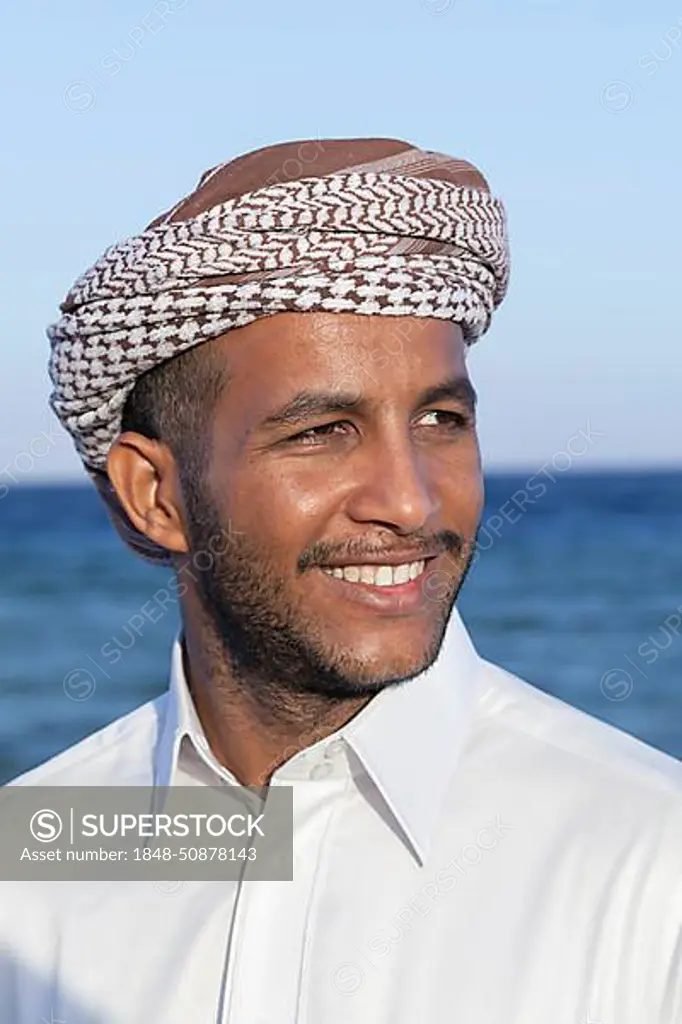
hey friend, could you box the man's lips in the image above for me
[312,555,444,616]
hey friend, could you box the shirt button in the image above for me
[325,739,345,759]
[309,760,333,780]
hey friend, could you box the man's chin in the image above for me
[314,622,448,696]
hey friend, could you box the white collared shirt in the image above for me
[3,608,682,1024]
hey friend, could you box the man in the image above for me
[2,138,681,1023]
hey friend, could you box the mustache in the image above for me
[300,531,465,571]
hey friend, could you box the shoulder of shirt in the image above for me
[474,657,682,803]
[5,695,167,786]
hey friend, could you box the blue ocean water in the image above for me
[0,472,680,784]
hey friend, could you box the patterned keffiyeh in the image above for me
[47,137,511,562]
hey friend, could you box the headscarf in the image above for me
[47,137,511,563]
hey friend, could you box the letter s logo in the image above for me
[29,809,63,843]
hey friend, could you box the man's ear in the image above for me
[106,433,190,555]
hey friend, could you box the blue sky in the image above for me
[1,0,680,482]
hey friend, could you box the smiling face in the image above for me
[109,307,483,700]
[111,311,484,700]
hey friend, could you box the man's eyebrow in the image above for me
[257,391,363,431]
[256,375,477,432]
[418,376,478,414]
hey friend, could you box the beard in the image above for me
[179,482,477,709]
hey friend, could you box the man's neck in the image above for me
[179,624,372,786]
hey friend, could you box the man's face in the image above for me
[180,312,483,699]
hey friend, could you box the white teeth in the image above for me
[393,563,411,585]
[321,560,426,587]
[375,566,394,586]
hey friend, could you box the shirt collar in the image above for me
[341,606,483,863]
[154,607,483,864]
[154,636,229,790]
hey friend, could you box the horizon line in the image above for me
[5,464,681,489]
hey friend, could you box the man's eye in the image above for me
[289,422,350,444]
[287,412,470,446]
[418,410,471,429]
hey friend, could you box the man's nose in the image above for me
[344,437,441,533]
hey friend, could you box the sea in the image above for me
[0,471,680,784]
